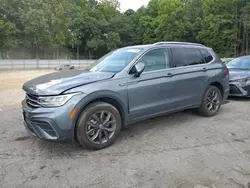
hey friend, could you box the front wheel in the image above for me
[198,86,222,117]
[76,102,121,150]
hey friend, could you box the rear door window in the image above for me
[171,48,205,67]
[200,49,213,63]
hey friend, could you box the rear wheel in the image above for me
[76,102,121,150]
[198,86,222,117]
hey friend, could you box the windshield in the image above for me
[226,57,250,70]
[89,48,142,73]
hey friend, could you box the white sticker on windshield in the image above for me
[126,49,141,53]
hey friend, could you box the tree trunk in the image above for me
[240,0,246,55]
[43,48,46,59]
[243,22,246,55]
[36,51,39,69]
[237,5,241,56]
[77,45,80,59]
[246,27,249,54]
[88,49,92,59]
[234,44,237,57]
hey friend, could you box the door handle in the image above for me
[202,68,207,72]
[167,73,173,77]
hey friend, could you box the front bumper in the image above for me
[229,83,250,97]
[22,94,85,142]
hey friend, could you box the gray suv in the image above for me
[22,42,229,150]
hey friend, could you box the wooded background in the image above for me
[0,0,250,59]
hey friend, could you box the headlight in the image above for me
[235,78,248,82]
[232,77,250,87]
[38,93,80,107]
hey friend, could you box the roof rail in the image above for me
[153,41,205,47]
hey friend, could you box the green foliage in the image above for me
[0,19,19,50]
[0,0,249,58]
[106,31,121,50]
[242,2,250,28]
[196,0,239,56]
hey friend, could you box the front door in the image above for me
[127,47,177,121]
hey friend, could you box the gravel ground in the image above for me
[0,71,250,188]
[0,70,53,109]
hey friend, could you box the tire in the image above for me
[198,86,222,117]
[76,102,122,150]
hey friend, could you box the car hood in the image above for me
[23,70,115,95]
[228,69,250,81]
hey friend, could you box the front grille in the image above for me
[26,93,41,108]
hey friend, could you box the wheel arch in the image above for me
[209,81,224,98]
[71,92,128,141]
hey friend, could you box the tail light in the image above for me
[226,67,229,76]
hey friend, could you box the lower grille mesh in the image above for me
[229,85,242,95]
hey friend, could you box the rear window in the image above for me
[171,48,205,67]
[200,49,213,63]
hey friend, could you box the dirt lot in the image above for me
[0,70,250,188]
[0,70,53,109]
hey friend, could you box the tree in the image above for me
[197,0,239,57]
[0,0,250,59]
[0,0,22,56]
[106,31,121,50]
[241,2,250,55]
[181,0,203,43]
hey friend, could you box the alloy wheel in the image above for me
[86,111,116,144]
[206,90,220,112]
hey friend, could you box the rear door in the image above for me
[169,47,209,108]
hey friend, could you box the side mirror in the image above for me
[134,62,145,77]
